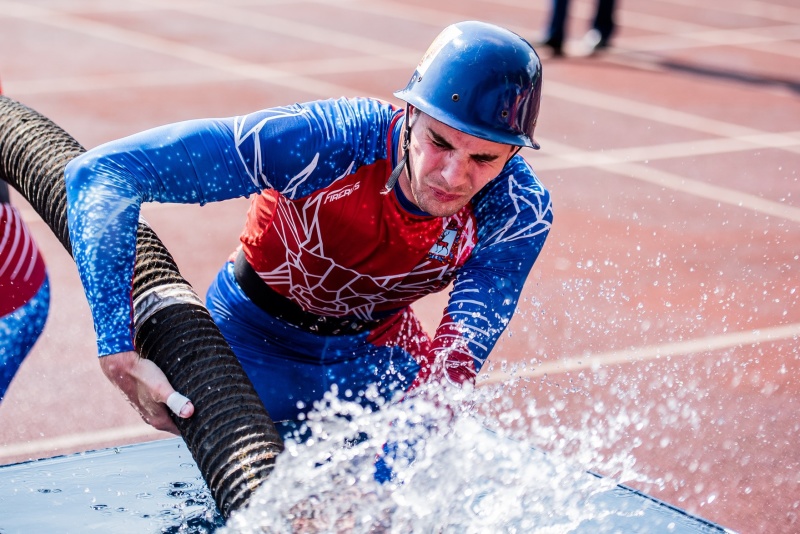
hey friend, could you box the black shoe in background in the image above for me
[534,36,564,57]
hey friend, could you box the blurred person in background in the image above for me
[537,0,617,57]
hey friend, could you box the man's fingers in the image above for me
[166,391,194,418]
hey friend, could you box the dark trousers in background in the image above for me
[546,0,616,49]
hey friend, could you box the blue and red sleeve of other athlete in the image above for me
[1,202,48,317]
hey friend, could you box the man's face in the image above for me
[400,109,515,218]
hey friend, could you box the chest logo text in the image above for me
[325,182,360,204]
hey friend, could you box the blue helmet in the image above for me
[394,21,542,149]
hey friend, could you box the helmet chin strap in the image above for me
[382,104,413,195]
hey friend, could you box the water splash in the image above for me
[220,382,691,533]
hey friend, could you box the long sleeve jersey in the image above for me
[65,97,552,382]
[1,203,47,318]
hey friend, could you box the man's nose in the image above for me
[440,153,468,187]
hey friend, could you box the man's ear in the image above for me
[407,105,417,127]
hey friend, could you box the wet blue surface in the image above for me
[0,439,223,533]
[0,437,732,533]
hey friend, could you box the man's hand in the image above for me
[99,350,194,434]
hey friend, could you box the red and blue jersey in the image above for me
[1,201,50,400]
[65,97,552,384]
[0,203,47,318]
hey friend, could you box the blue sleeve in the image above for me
[436,155,553,376]
[65,97,399,356]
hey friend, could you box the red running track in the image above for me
[1,1,798,532]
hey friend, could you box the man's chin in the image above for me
[420,203,462,218]
[413,189,466,217]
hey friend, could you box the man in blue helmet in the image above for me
[65,21,553,437]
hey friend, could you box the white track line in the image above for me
[534,138,800,224]
[5,0,799,226]
[544,80,798,142]
[481,322,800,384]
[658,0,800,26]
[1,0,797,415]
[0,425,168,460]
[6,323,797,459]
[607,161,800,223]
[0,1,383,99]
[531,133,800,172]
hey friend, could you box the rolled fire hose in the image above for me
[0,94,284,518]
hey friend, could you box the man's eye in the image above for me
[430,137,449,149]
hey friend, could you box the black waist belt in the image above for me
[233,251,394,336]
